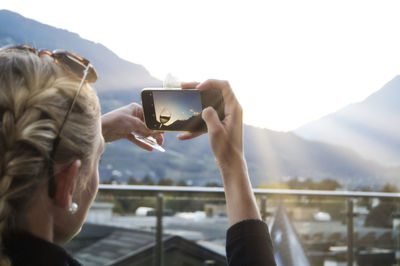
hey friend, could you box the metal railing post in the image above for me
[392,205,400,264]
[154,193,163,266]
[347,198,354,266]
[261,196,267,222]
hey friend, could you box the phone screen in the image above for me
[153,90,202,128]
[142,88,224,132]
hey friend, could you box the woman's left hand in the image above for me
[101,103,164,151]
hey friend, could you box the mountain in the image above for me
[0,9,162,93]
[1,9,399,190]
[100,124,400,189]
[294,76,400,166]
[160,115,206,132]
[244,126,400,188]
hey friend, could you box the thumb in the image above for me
[202,107,222,133]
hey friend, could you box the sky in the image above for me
[2,0,400,131]
[153,90,202,125]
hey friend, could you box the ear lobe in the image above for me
[53,160,81,210]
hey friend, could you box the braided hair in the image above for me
[0,49,100,265]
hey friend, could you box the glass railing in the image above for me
[64,185,400,266]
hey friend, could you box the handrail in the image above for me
[97,184,399,266]
[98,184,400,199]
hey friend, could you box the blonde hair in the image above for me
[0,49,100,265]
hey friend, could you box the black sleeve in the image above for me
[226,219,277,266]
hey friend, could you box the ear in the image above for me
[53,160,81,210]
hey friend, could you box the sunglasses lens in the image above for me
[53,53,97,83]
[2,45,98,83]
[55,53,83,74]
[39,50,52,57]
[66,53,87,67]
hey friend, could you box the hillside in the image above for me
[1,9,399,189]
[295,76,400,166]
[0,9,161,92]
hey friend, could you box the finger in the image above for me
[127,116,152,137]
[196,79,238,116]
[152,133,164,145]
[131,103,144,121]
[177,131,204,141]
[196,79,231,95]
[126,134,153,151]
[134,105,144,120]
[202,106,223,134]
[181,81,200,89]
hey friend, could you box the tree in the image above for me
[286,177,341,190]
[102,177,118,184]
[287,177,302,189]
[141,175,155,185]
[259,181,289,189]
[127,176,142,185]
[158,178,174,186]
[381,183,398,193]
[205,182,222,187]
[176,180,188,186]
[318,179,341,190]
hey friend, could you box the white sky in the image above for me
[2,0,400,131]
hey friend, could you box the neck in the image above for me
[15,184,55,243]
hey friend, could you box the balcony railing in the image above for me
[90,185,400,266]
[98,184,400,198]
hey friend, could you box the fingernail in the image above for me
[202,107,212,119]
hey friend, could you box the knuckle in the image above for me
[140,131,151,137]
[236,102,243,114]
[209,123,224,136]
[129,102,141,110]
[221,80,230,87]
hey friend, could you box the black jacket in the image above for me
[226,219,277,266]
[4,232,82,266]
[4,219,276,266]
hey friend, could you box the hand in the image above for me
[178,80,244,168]
[101,103,164,151]
[179,80,260,226]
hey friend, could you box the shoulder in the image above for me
[4,231,82,266]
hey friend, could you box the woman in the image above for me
[0,46,276,265]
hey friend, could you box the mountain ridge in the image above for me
[1,9,399,190]
[0,9,162,92]
[294,76,400,166]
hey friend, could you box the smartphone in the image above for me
[141,88,224,132]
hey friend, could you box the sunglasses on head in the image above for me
[1,44,98,198]
[2,44,98,83]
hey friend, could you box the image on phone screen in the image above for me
[153,90,203,130]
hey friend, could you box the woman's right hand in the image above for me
[178,79,244,170]
[179,80,261,226]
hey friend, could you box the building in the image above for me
[64,223,226,266]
